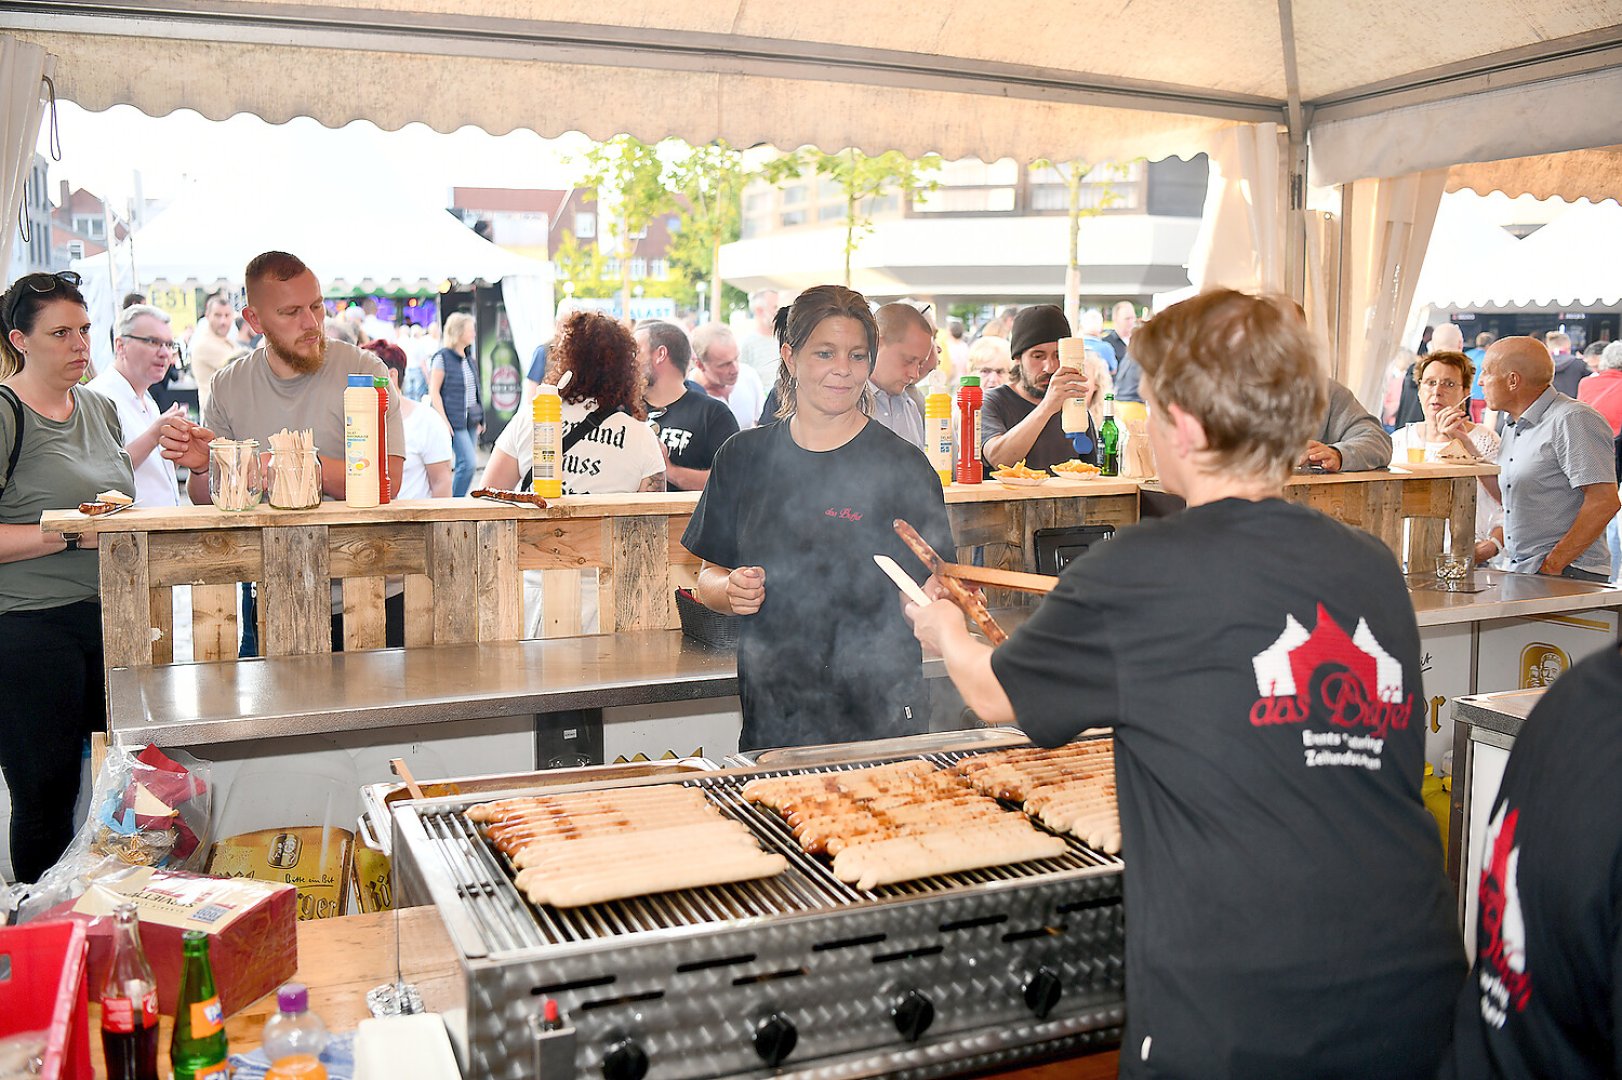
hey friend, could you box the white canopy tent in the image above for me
[5,3,1622,403]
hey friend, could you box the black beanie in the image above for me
[1010,305,1072,360]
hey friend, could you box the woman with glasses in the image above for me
[0,272,134,881]
[1389,348,1504,564]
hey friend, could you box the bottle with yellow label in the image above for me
[343,374,381,508]
[924,389,953,485]
[531,384,563,499]
[171,931,228,1080]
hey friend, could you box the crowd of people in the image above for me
[2,260,1620,1078]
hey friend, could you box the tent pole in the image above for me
[1276,0,1308,307]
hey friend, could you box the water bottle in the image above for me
[263,982,330,1079]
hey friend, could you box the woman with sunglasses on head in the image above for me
[1388,349,1504,564]
[682,285,955,753]
[0,272,134,881]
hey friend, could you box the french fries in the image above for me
[1050,460,1101,476]
[991,459,1047,480]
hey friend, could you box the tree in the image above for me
[1032,159,1133,328]
[551,231,617,299]
[764,149,941,286]
[667,140,750,322]
[573,136,674,318]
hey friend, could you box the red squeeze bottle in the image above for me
[373,376,391,503]
[956,375,983,484]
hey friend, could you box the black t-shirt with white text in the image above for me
[991,498,1464,1079]
[1447,645,1622,1080]
[648,389,739,491]
[979,383,1100,472]
[682,419,954,752]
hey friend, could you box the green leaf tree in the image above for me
[573,135,676,318]
[551,231,617,299]
[1031,158,1133,328]
[667,140,750,322]
[764,149,942,286]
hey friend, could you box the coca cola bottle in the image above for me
[100,902,161,1080]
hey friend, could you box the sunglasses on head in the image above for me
[5,270,82,330]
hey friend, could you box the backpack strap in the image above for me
[0,386,22,503]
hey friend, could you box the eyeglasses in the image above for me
[1420,378,1461,391]
[4,270,82,329]
[121,333,181,355]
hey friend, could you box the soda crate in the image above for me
[0,920,92,1080]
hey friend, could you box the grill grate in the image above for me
[416,741,1121,956]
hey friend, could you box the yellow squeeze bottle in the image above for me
[343,374,381,508]
[924,389,953,485]
[531,385,564,499]
[1058,337,1090,435]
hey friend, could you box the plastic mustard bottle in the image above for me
[955,375,983,485]
[531,384,564,499]
[924,388,953,485]
[344,373,381,508]
[263,982,330,1079]
[1058,337,1090,437]
[171,931,228,1080]
[372,376,391,504]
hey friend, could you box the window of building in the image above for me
[574,211,596,239]
[782,184,808,207]
[780,209,807,227]
[630,258,648,280]
[650,259,669,279]
[818,203,847,223]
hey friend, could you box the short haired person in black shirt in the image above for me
[981,305,1101,472]
[906,289,1464,1079]
[683,285,955,752]
[1443,643,1622,1080]
[638,319,738,492]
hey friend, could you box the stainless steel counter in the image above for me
[1408,569,1622,627]
[1452,686,1547,741]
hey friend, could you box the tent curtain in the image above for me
[1338,171,1447,410]
[0,36,54,276]
[500,274,556,381]
[1186,123,1284,294]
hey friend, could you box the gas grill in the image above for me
[390,731,1125,1079]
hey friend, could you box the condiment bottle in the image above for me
[955,375,983,485]
[263,982,329,1079]
[1100,394,1120,477]
[344,374,381,508]
[372,376,391,504]
[100,902,160,1080]
[171,931,229,1080]
[1057,337,1090,436]
[531,384,563,499]
[924,388,953,485]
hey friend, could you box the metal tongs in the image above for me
[891,519,1058,646]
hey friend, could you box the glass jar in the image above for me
[208,439,262,511]
[266,448,321,509]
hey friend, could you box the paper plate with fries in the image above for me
[990,460,1051,487]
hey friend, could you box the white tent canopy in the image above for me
[1416,197,1622,314]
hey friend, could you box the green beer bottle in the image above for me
[1099,394,1120,477]
[172,931,230,1079]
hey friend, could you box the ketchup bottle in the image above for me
[372,376,391,503]
[955,375,983,484]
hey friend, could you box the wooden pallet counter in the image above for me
[42,483,1142,671]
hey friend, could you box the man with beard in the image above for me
[160,251,406,648]
[981,305,1100,472]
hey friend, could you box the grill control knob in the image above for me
[891,988,935,1042]
[753,1012,798,1066]
[1023,966,1064,1020]
[601,1037,649,1080]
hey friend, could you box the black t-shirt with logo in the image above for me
[991,498,1464,1080]
[647,389,740,491]
[1447,645,1622,1080]
[682,419,954,752]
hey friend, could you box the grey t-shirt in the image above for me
[0,386,134,613]
[203,340,404,468]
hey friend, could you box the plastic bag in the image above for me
[10,743,211,924]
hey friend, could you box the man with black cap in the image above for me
[982,305,1101,471]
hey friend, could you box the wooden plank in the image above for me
[427,521,478,645]
[476,520,522,641]
[541,569,584,638]
[149,586,174,665]
[403,574,435,647]
[1409,518,1445,577]
[99,531,153,668]
[148,530,262,587]
[941,562,1057,594]
[517,518,606,572]
[948,501,1018,548]
[260,525,331,657]
[1448,477,1478,559]
[1080,493,1141,528]
[607,515,670,632]
[329,523,427,577]
[1364,478,1405,556]
[341,577,387,652]
[190,583,238,662]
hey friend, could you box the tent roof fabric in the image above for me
[6,2,1622,178]
[1447,146,1622,205]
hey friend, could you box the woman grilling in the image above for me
[683,285,955,752]
[906,290,1463,1080]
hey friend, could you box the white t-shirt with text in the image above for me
[493,398,665,494]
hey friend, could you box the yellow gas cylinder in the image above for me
[1421,764,1451,861]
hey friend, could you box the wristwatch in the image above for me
[63,534,81,551]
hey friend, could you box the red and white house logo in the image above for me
[1477,801,1530,1028]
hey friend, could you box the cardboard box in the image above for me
[48,867,297,1017]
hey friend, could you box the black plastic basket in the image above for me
[675,588,741,650]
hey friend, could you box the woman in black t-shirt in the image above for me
[682,285,954,752]
[907,290,1464,1080]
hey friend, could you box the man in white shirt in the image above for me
[86,304,185,507]
[738,288,781,388]
[690,322,764,431]
[868,303,934,450]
